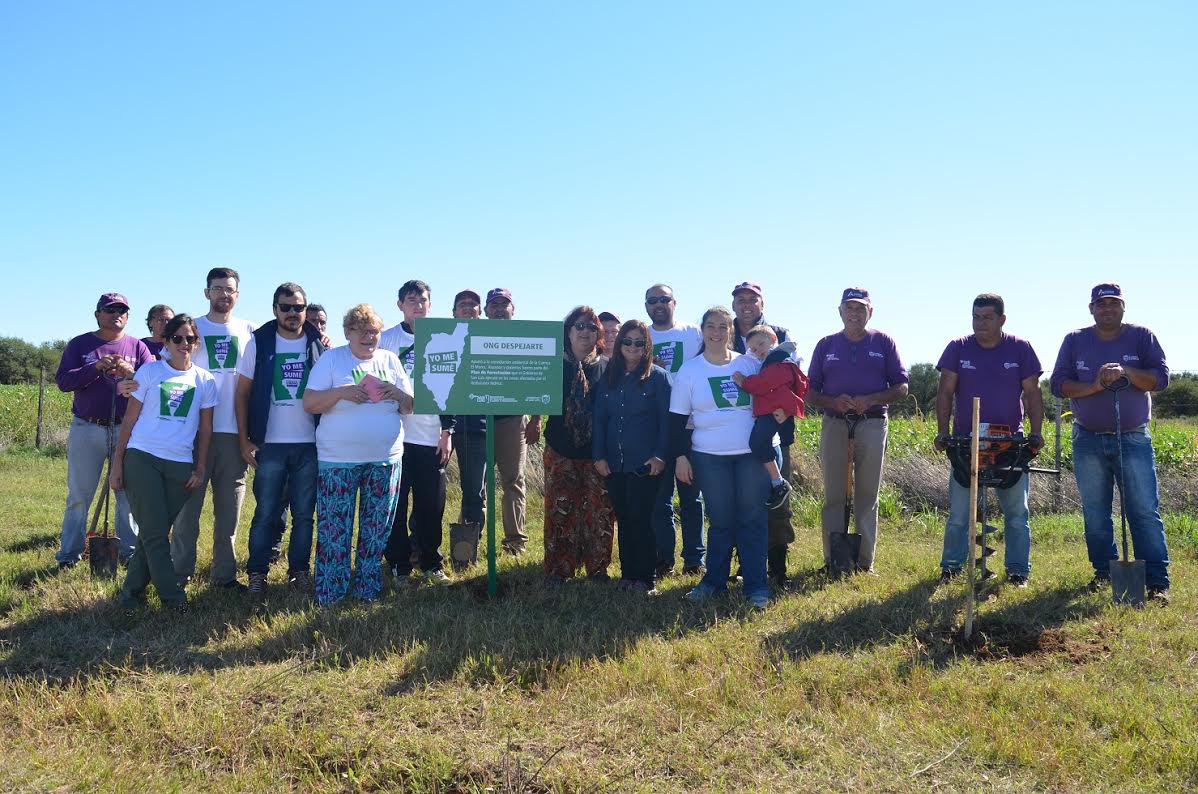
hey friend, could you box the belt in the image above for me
[826,410,886,420]
[77,415,120,427]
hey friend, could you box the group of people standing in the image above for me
[53,272,1173,612]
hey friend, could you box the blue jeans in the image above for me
[941,469,1031,577]
[455,430,486,525]
[653,471,705,569]
[58,417,138,563]
[1072,424,1170,588]
[690,452,770,599]
[246,443,318,575]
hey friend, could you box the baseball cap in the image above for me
[486,287,513,305]
[96,292,130,311]
[453,289,481,306]
[731,281,762,297]
[1090,283,1124,303]
[598,311,620,324]
[841,287,871,306]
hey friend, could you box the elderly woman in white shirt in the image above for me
[304,304,413,605]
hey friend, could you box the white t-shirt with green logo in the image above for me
[669,352,761,455]
[236,334,317,444]
[192,315,256,434]
[380,322,443,447]
[307,346,412,464]
[650,323,702,382]
[127,360,220,463]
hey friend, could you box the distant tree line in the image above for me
[888,363,1198,420]
[0,338,67,385]
[3,335,1197,417]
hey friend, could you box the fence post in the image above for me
[35,366,47,449]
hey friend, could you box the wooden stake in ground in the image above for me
[964,397,980,640]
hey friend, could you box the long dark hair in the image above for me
[562,305,602,361]
[606,320,653,387]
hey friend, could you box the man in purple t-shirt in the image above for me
[807,287,908,575]
[54,292,154,568]
[933,293,1044,587]
[1050,283,1171,604]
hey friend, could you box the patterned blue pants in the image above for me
[314,461,402,605]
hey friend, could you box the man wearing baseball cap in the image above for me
[731,281,799,589]
[806,287,909,575]
[1050,283,1172,604]
[484,287,539,554]
[54,292,154,568]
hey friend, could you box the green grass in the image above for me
[1,451,1196,791]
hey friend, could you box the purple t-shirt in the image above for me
[1049,324,1168,432]
[937,334,1041,434]
[808,329,908,415]
[56,332,154,421]
[141,337,166,360]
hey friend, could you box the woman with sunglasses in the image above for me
[670,306,773,608]
[542,306,614,583]
[109,315,218,612]
[141,304,175,359]
[303,304,413,605]
[593,320,670,594]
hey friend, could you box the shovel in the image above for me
[1107,378,1145,606]
[449,521,481,572]
[829,412,863,578]
[87,388,120,579]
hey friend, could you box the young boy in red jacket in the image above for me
[731,325,809,508]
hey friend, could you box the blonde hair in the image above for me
[745,324,777,343]
[342,303,383,335]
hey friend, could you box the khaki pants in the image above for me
[493,415,528,550]
[171,432,247,584]
[819,416,888,570]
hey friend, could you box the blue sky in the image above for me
[2,2,1194,369]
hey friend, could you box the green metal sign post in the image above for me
[412,319,563,596]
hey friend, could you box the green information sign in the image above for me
[411,319,563,416]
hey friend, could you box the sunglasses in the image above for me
[645,296,673,305]
[621,338,647,348]
[573,322,598,332]
[101,306,129,314]
[169,334,199,345]
[276,303,307,313]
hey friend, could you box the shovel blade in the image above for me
[88,536,119,579]
[1111,560,1146,606]
[829,532,861,579]
[449,522,481,570]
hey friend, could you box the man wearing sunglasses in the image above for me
[235,282,327,597]
[644,283,705,579]
[54,292,154,568]
[171,267,257,591]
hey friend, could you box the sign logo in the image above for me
[205,335,239,370]
[159,380,196,417]
[708,376,750,409]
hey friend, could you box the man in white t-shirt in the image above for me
[644,283,706,578]
[380,280,457,586]
[171,267,256,590]
[235,282,327,598]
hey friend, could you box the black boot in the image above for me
[768,546,789,591]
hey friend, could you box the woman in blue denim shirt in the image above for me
[593,320,671,594]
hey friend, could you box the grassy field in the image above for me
[1,448,1196,792]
